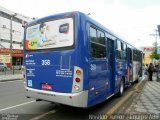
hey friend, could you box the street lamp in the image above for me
[10,13,17,70]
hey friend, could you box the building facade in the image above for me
[0,6,32,68]
[141,47,155,64]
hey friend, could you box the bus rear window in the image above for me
[25,18,74,50]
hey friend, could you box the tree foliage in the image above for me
[150,50,160,60]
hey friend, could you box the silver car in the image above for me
[0,63,7,71]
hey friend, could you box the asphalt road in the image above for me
[0,80,139,120]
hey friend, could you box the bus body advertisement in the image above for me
[23,11,142,108]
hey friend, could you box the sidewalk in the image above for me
[0,74,23,82]
[125,73,160,119]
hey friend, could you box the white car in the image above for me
[0,63,7,71]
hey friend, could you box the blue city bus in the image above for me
[23,11,143,108]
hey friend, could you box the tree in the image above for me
[150,52,159,59]
[150,48,160,60]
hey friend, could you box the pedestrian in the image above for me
[155,63,159,72]
[144,64,148,75]
[148,63,154,81]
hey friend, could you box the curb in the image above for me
[0,78,24,82]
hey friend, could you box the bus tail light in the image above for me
[76,70,81,75]
[74,85,80,90]
[72,66,83,93]
[75,78,80,83]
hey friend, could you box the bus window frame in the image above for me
[24,16,75,52]
[116,39,122,60]
[89,25,106,60]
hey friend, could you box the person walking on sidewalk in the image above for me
[148,63,154,81]
[144,64,148,75]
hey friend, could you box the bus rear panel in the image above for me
[24,13,88,107]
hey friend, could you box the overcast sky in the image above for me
[0,0,160,48]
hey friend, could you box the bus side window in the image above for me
[122,43,127,60]
[130,48,133,64]
[89,26,106,59]
[133,49,141,61]
[116,40,121,59]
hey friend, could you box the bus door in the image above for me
[127,48,133,83]
[107,38,115,95]
[88,26,108,105]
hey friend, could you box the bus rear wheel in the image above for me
[118,79,124,97]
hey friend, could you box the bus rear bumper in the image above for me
[25,87,88,108]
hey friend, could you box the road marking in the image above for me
[30,110,56,120]
[0,100,35,112]
[30,108,61,120]
[101,91,133,120]
[101,78,146,120]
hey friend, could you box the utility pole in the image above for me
[150,29,159,54]
[10,13,17,71]
[157,25,160,38]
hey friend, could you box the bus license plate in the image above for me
[42,84,52,90]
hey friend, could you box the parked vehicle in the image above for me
[0,63,7,71]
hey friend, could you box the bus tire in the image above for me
[118,79,124,97]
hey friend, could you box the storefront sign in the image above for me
[142,47,155,53]
[0,54,10,63]
[0,48,23,57]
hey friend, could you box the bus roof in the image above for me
[27,11,140,51]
